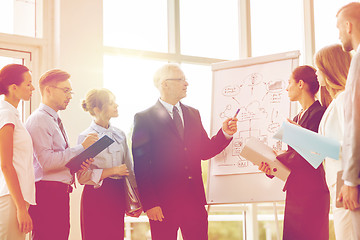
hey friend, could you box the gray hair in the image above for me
[153,63,182,89]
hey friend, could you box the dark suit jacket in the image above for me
[132,101,232,211]
[277,100,328,193]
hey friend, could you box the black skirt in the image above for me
[283,187,330,240]
[81,178,126,240]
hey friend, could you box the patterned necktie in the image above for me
[58,117,76,186]
[57,117,69,149]
[173,106,184,139]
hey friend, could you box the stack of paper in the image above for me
[240,137,291,181]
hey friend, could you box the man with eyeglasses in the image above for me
[132,63,238,240]
[25,69,98,240]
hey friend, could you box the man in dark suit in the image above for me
[132,63,237,240]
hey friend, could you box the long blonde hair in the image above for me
[315,44,351,107]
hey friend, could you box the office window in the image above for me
[103,0,168,52]
[0,0,40,37]
[250,0,303,58]
[181,64,212,132]
[314,0,355,51]
[180,0,239,60]
[103,55,165,133]
[0,56,22,67]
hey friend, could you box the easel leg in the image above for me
[273,202,281,240]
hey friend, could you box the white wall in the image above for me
[53,0,103,239]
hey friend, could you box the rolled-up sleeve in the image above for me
[77,168,104,188]
[76,133,104,188]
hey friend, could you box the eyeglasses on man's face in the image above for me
[50,86,75,95]
[165,78,187,82]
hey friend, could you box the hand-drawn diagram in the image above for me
[211,59,294,175]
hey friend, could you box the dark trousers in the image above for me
[81,178,126,240]
[283,188,330,240]
[149,200,208,240]
[29,181,71,240]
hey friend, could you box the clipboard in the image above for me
[65,135,115,172]
[240,137,291,181]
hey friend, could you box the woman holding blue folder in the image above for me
[77,88,141,240]
[316,44,354,239]
[260,65,329,240]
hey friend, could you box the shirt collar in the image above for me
[357,44,360,53]
[90,120,112,133]
[90,121,124,144]
[0,100,19,117]
[39,103,59,120]
[158,98,181,113]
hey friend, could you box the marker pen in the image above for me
[234,108,240,118]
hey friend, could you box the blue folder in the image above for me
[273,121,340,169]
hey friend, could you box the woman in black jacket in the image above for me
[260,65,330,240]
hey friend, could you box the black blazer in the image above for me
[277,100,328,192]
[132,101,231,211]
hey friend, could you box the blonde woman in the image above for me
[78,88,141,240]
[0,64,35,239]
[316,44,353,240]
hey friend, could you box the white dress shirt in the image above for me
[158,98,232,139]
[159,98,184,124]
[319,91,356,240]
[318,91,345,188]
[0,100,35,205]
[77,121,137,188]
[25,103,84,184]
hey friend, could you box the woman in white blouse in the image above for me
[316,44,353,240]
[77,88,141,240]
[0,64,35,239]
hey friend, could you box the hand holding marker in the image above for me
[223,108,239,135]
[229,108,239,131]
[234,108,240,119]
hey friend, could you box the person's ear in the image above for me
[93,107,101,115]
[346,21,352,34]
[161,80,168,89]
[9,84,17,92]
[44,85,52,96]
[298,79,304,89]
